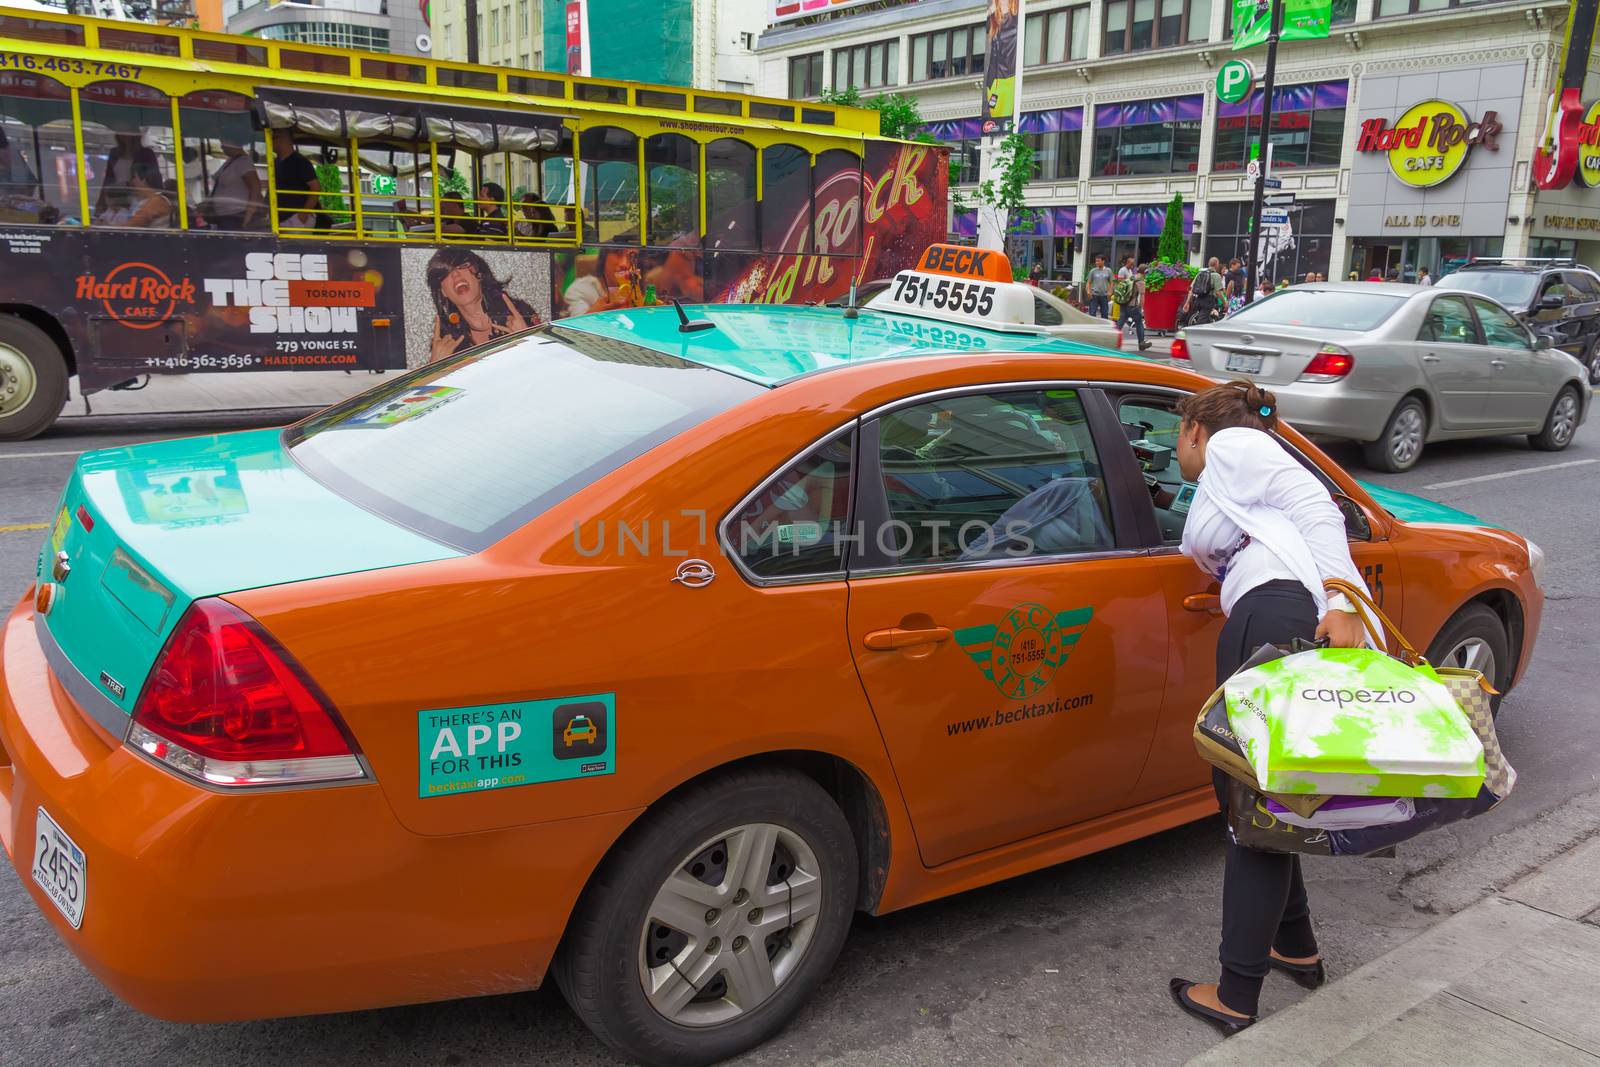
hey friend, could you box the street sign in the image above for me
[1216,59,1255,104]
[1246,158,1261,180]
[1263,177,1284,189]
[1261,209,1290,225]
[1263,192,1297,206]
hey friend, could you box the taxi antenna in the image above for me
[842,277,859,319]
[673,299,716,334]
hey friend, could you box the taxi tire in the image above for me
[552,766,858,1067]
[0,315,69,442]
[1425,603,1510,715]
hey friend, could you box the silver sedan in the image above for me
[1171,282,1592,471]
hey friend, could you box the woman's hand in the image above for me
[1316,609,1367,648]
[499,292,530,333]
[429,316,456,363]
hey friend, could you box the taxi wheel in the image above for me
[1426,603,1510,715]
[553,767,858,1066]
[1529,386,1581,452]
[1362,397,1427,473]
[0,315,68,442]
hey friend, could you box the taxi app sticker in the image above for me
[417,692,616,797]
[955,603,1094,700]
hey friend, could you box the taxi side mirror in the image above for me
[1331,493,1372,542]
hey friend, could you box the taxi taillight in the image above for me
[128,598,366,788]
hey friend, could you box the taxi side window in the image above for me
[1419,295,1478,344]
[1032,294,1064,326]
[873,390,1113,565]
[729,433,854,580]
[1118,398,1188,545]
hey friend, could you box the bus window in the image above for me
[812,148,861,258]
[705,138,755,251]
[579,125,639,245]
[80,80,177,229]
[269,129,331,233]
[179,90,265,232]
[761,143,810,254]
[0,71,74,225]
[645,133,698,247]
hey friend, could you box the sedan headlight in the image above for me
[1526,538,1545,588]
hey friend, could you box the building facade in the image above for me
[522,0,760,90]
[434,0,543,69]
[756,0,1600,285]
[225,0,432,56]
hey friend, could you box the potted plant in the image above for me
[1143,195,1194,334]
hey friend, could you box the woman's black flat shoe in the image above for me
[1270,954,1327,989]
[1168,978,1256,1035]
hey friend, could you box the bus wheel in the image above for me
[0,316,68,441]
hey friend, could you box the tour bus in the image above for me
[0,7,949,439]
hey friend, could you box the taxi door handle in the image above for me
[1422,353,1441,363]
[863,626,953,651]
[1183,592,1223,615]
[1489,358,1507,369]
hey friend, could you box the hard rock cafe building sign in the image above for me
[1354,101,1503,188]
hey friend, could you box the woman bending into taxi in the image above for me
[1167,380,1370,1035]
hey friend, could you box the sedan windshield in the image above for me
[1435,271,1539,308]
[1225,289,1407,332]
[286,326,762,552]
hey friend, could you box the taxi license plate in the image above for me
[1225,352,1265,374]
[31,807,86,929]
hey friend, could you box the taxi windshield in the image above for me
[285,326,761,551]
[1225,289,1407,332]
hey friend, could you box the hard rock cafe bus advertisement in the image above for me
[0,10,946,438]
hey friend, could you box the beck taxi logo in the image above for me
[955,603,1093,700]
[916,243,1011,284]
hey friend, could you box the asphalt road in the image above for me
[2,410,1598,1067]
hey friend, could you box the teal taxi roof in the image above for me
[553,304,1129,387]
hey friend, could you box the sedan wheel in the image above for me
[1587,340,1600,388]
[1363,398,1427,472]
[1530,387,1581,452]
[1426,603,1510,715]
[1437,636,1498,687]
[553,767,857,1067]
[639,824,822,1027]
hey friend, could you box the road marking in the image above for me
[1424,458,1599,490]
[0,523,48,533]
[0,449,85,461]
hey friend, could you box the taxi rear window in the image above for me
[285,326,761,551]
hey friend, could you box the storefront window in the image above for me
[788,53,823,98]
[1375,0,1492,15]
[1087,201,1191,267]
[921,117,983,184]
[1214,82,1347,172]
[1014,205,1078,281]
[833,39,898,90]
[1021,108,1084,181]
[1093,97,1203,175]
[0,71,75,225]
[1205,200,1334,285]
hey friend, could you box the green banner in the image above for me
[1232,0,1334,50]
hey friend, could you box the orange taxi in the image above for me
[0,247,1544,1065]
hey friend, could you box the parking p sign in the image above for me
[1216,59,1254,105]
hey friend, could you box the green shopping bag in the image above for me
[1222,579,1486,799]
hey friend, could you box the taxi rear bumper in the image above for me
[0,593,638,1023]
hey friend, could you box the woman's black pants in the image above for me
[1213,580,1322,1016]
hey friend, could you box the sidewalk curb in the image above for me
[1185,835,1600,1065]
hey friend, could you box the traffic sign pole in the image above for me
[1245,0,1282,304]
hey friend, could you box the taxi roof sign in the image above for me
[916,244,1012,284]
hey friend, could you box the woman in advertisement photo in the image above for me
[425,248,540,362]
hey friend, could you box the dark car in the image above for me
[1436,260,1600,385]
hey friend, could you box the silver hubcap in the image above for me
[1550,392,1578,445]
[1441,636,1497,686]
[0,343,38,419]
[1588,357,1600,388]
[638,823,823,1027]
[1390,405,1425,465]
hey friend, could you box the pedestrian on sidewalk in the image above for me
[1113,264,1151,350]
[1084,254,1114,319]
[1166,381,1369,1036]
